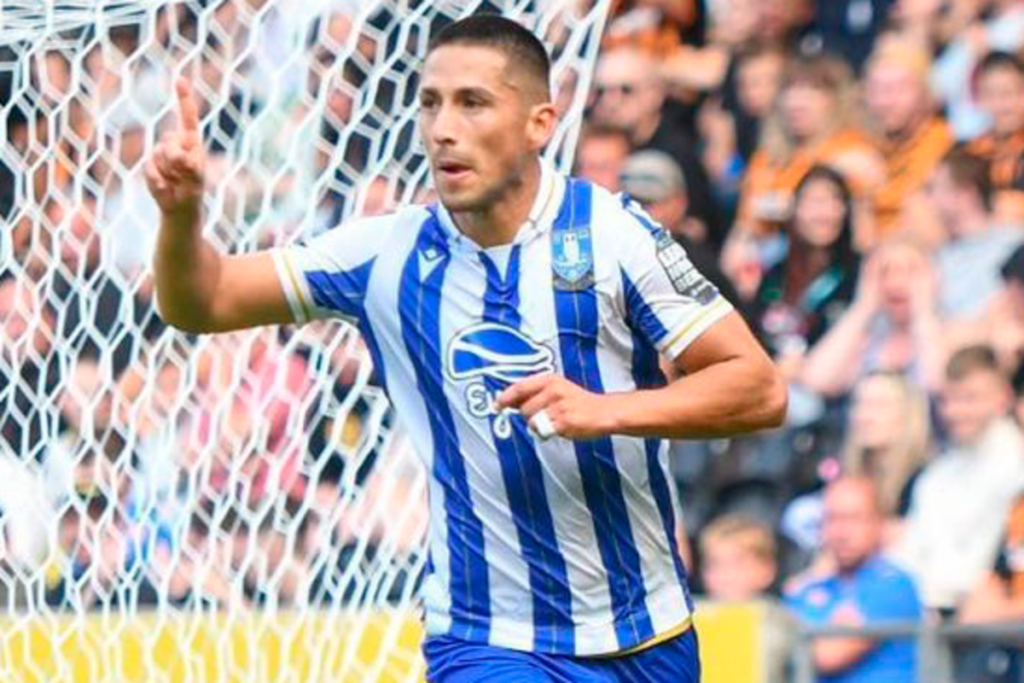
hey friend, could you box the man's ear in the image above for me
[526,102,558,152]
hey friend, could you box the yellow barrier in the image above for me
[0,603,785,683]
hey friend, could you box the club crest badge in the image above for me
[551,227,594,291]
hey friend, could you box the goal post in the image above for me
[0,1,611,681]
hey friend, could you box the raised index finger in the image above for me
[496,374,553,410]
[176,77,200,134]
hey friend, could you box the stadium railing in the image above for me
[790,619,1024,683]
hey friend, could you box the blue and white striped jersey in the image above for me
[272,163,733,656]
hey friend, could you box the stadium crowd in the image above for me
[2,0,1024,680]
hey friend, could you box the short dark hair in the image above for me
[427,14,551,99]
[942,147,994,212]
[975,50,1024,80]
[946,344,1003,383]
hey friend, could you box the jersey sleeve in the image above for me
[618,201,733,361]
[271,214,395,324]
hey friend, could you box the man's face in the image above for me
[0,281,30,347]
[822,482,882,572]
[756,0,809,42]
[0,280,50,363]
[419,45,548,213]
[781,82,833,140]
[576,135,630,192]
[926,164,973,235]
[850,375,906,451]
[866,61,927,137]
[737,53,784,118]
[977,66,1024,137]
[645,194,687,236]
[591,51,662,137]
[940,370,1011,445]
[877,243,928,324]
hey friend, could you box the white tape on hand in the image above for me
[529,409,557,441]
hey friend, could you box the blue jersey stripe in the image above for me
[306,260,375,319]
[621,268,670,347]
[552,180,655,649]
[622,270,693,601]
[399,213,490,643]
[304,260,390,393]
[358,316,390,397]
[479,249,575,653]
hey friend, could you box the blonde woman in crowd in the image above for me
[842,371,932,537]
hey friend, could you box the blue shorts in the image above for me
[423,628,701,683]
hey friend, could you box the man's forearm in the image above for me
[606,356,787,439]
[154,206,222,333]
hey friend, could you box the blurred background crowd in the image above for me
[2,0,1024,680]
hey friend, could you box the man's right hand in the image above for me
[146,78,206,216]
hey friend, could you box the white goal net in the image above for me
[0,1,610,681]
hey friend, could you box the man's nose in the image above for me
[430,103,459,145]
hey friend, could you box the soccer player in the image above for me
[147,15,786,682]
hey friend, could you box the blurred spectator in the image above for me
[156,502,239,608]
[931,148,1024,321]
[619,151,743,307]
[932,0,1024,139]
[700,41,786,196]
[865,38,954,246]
[186,329,311,507]
[590,47,721,236]
[966,51,1024,224]
[46,492,157,610]
[603,0,705,57]
[800,237,945,396]
[575,124,632,193]
[842,371,931,527]
[804,0,895,72]
[243,503,310,606]
[752,166,860,376]
[45,357,125,503]
[945,243,1024,371]
[97,103,162,278]
[698,514,778,601]
[786,477,921,683]
[734,54,882,238]
[960,493,1024,624]
[45,195,164,376]
[895,345,1024,611]
[309,430,426,605]
[620,149,711,245]
[1016,358,1024,425]
[0,452,54,580]
[887,0,977,50]
[0,276,62,462]
[956,492,1024,683]
[779,371,931,574]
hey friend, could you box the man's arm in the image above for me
[148,78,292,333]
[497,311,787,440]
[813,636,876,675]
